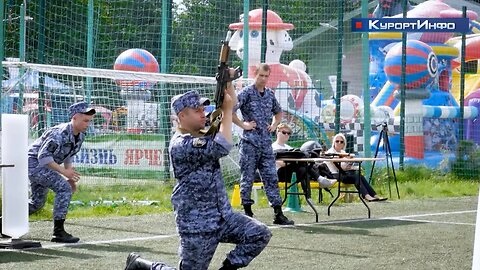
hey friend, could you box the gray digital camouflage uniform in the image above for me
[124,90,272,270]
[28,101,94,220]
[28,122,84,220]
[165,129,271,270]
[235,84,283,206]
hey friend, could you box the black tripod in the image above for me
[369,122,400,199]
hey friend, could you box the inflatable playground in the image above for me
[362,0,480,166]
[228,0,480,168]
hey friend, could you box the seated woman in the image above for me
[324,133,387,202]
[272,123,336,189]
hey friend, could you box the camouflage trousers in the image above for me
[239,140,282,206]
[154,212,271,270]
[28,168,72,220]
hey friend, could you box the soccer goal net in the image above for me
[2,61,220,184]
[2,61,321,186]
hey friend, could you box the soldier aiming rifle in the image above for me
[124,32,271,270]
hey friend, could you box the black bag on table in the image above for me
[273,149,309,160]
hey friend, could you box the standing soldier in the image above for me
[233,63,294,225]
[125,72,272,270]
[28,101,96,243]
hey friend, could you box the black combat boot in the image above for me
[243,204,254,217]
[273,205,294,225]
[51,219,80,243]
[125,253,153,270]
[218,258,239,270]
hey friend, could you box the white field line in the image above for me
[388,218,474,226]
[2,209,475,251]
[383,209,476,219]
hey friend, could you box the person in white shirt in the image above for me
[325,133,387,202]
[272,123,337,189]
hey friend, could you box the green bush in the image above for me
[450,140,480,179]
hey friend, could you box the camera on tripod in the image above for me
[376,122,388,130]
[369,121,399,199]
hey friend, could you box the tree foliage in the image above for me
[3,0,345,76]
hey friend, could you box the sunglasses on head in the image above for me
[280,131,291,135]
[335,140,344,144]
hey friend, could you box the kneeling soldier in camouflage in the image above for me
[125,71,272,270]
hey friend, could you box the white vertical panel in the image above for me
[2,114,29,238]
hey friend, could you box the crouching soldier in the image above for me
[28,101,95,243]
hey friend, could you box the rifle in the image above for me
[201,31,242,136]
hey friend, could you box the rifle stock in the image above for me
[201,31,242,136]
